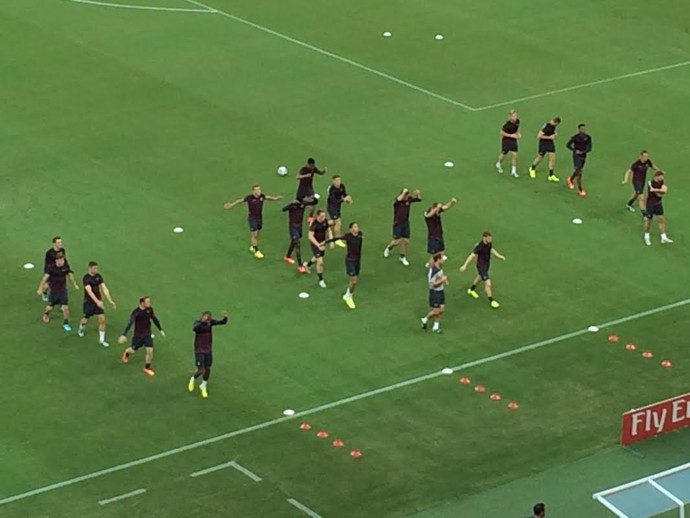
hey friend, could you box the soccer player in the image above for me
[531,502,546,518]
[459,232,506,309]
[223,185,283,259]
[495,109,520,178]
[623,150,661,213]
[424,198,457,263]
[36,253,79,331]
[322,222,363,310]
[78,261,117,347]
[325,175,352,248]
[528,117,561,181]
[41,236,70,302]
[296,157,327,222]
[565,123,593,196]
[119,297,165,376]
[421,253,448,334]
[189,310,229,398]
[384,188,422,266]
[643,171,673,246]
[306,210,333,288]
[283,196,317,272]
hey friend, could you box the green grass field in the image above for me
[2,0,690,516]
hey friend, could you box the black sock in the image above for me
[488,296,494,302]
[63,319,68,324]
[307,260,314,267]
[627,197,636,206]
[145,363,151,369]
[548,169,554,177]
[125,352,130,358]
[470,284,477,291]
[318,273,323,281]
[286,242,294,257]
[44,311,50,316]
[400,254,405,258]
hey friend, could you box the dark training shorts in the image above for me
[644,204,664,219]
[393,222,410,239]
[427,237,445,255]
[538,140,556,156]
[346,260,360,277]
[633,182,645,195]
[132,335,154,350]
[429,290,445,308]
[289,227,302,241]
[501,139,518,154]
[327,206,341,220]
[195,352,213,368]
[477,267,490,281]
[83,300,104,318]
[572,155,586,171]
[248,218,263,232]
[296,189,315,201]
[48,290,68,307]
[311,245,324,258]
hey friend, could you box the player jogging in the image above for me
[643,171,673,246]
[283,196,317,272]
[306,210,333,288]
[421,253,448,334]
[459,232,506,309]
[565,123,593,196]
[119,297,164,377]
[325,175,352,248]
[223,185,283,259]
[424,198,457,263]
[623,150,660,213]
[496,109,521,178]
[41,236,70,302]
[384,188,422,266]
[78,261,117,347]
[37,253,79,331]
[189,310,229,398]
[296,157,327,223]
[322,222,363,310]
[528,117,561,181]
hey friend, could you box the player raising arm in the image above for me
[224,185,283,259]
[421,253,448,334]
[78,261,116,347]
[296,157,327,223]
[460,232,506,309]
[189,310,229,399]
[384,188,422,266]
[325,175,352,248]
[119,296,165,377]
[425,198,457,264]
[322,222,363,310]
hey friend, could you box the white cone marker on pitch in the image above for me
[444,161,454,168]
[23,263,35,269]
[299,292,310,299]
[441,368,453,375]
[383,31,392,37]
[173,227,184,233]
[435,34,444,41]
[572,218,583,225]
[283,409,295,416]
[587,325,599,332]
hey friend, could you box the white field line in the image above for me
[230,461,262,482]
[287,498,323,518]
[1,298,688,506]
[98,488,146,506]
[69,0,216,13]
[593,495,629,518]
[189,461,235,478]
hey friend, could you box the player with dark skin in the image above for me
[189,310,229,398]
[224,185,283,259]
[296,157,327,222]
[565,123,593,196]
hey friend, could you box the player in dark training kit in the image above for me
[325,175,352,248]
[528,117,561,181]
[323,222,363,310]
[37,253,79,331]
[565,124,593,196]
[460,232,506,309]
[495,109,521,178]
[421,253,448,334]
[424,198,457,263]
[306,210,334,288]
[296,157,327,222]
[623,151,661,213]
[189,310,228,398]
[119,297,165,377]
[41,236,70,301]
[78,261,117,347]
[282,196,317,272]
[642,171,673,246]
[224,185,283,259]
[384,188,422,266]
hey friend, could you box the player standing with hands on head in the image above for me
[384,188,422,266]
[37,253,79,331]
[296,157,327,223]
[495,109,521,178]
[528,117,561,181]
[322,222,363,310]
[189,310,229,399]
[565,124,593,196]
[421,253,448,334]
[224,185,283,259]
[78,261,116,347]
[119,297,164,377]
[623,151,661,213]
[425,198,457,264]
[325,174,352,248]
[642,171,673,246]
[460,232,506,309]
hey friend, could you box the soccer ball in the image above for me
[277,166,288,177]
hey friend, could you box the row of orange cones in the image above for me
[299,423,363,458]
[608,334,673,367]
[458,376,519,409]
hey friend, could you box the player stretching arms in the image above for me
[460,232,506,309]
[189,310,229,398]
[323,222,363,310]
[224,185,283,259]
[528,117,561,181]
[623,151,661,213]
[119,297,165,377]
[384,188,422,266]
[495,109,521,178]
[643,171,673,246]
[306,210,333,288]
[424,198,457,263]
[41,236,70,301]
[296,157,327,223]
[421,253,448,334]
[325,175,352,248]
[37,253,79,331]
[78,261,116,347]
[283,196,317,272]
[565,124,593,196]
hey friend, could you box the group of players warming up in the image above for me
[496,111,672,245]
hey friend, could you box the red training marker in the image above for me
[316,430,329,438]
[642,351,653,359]
[299,423,312,430]
[350,449,362,458]
[332,439,344,447]
[608,334,619,342]
[661,360,672,368]
[459,377,471,384]
[474,385,486,393]
[490,393,502,401]
[625,343,636,351]
[507,402,519,409]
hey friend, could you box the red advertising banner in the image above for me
[621,392,690,445]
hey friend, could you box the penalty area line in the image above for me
[98,488,146,506]
[1,298,688,506]
[287,498,323,518]
[68,0,216,13]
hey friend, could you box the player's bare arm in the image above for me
[101,284,116,309]
[441,198,457,211]
[308,231,321,248]
[36,274,50,295]
[84,285,103,308]
[68,272,79,289]
[223,198,244,209]
[459,253,477,272]
[265,195,284,201]
[491,248,506,261]
[622,169,633,184]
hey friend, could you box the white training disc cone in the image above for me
[572,218,583,225]
[435,34,444,41]
[444,161,454,168]
[23,263,35,269]
[173,227,184,233]
[587,325,599,332]
[283,409,295,416]
[299,292,310,299]
[383,31,392,37]
[441,368,453,375]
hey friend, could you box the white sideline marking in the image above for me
[190,460,261,481]
[1,298,688,506]
[287,498,323,518]
[472,60,690,111]
[183,0,476,111]
[69,0,216,13]
[230,461,262,482]
[98,488,146,505]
